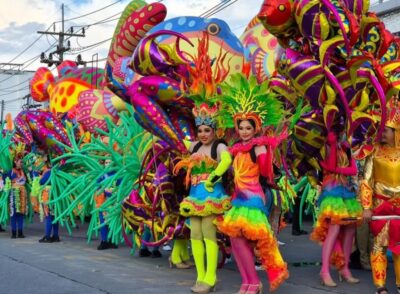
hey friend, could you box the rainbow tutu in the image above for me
[217,205,288,291]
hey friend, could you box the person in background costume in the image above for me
[38,157,60,243]
[216,73,289,293]
[96,159,119,250]
[360,99,400,294]
[139,225,162,257]
[9,153,28,239]
[311,129,362,287]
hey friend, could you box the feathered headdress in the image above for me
[182,32,230,131]
[215,73,284,134]
[10,143,26,161]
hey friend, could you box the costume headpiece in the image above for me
[183,32,229,131]
[216,73,284,134]
[192,103,219,128]
[10,143,26,161]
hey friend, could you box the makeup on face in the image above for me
[197,125,215,145]
[238,120,256,142]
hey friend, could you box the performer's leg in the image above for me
[370,243,387,289]
[171,239,191,266]
[321,224,340,284]
[340,224,359,282]
[45,215,52,237]
[190,217,205,283]
[180,239,191,262]
[97,212,110,250]
[357,222,372,269]
[171,239,184,264]
[16,213,24,238]
[99,212,108,242]
[392,253,400,288]
[138,226,152,256]
[39,215,52,242]
[52,215,59,240]
[202,215,218,287]
[10,214,17,238]
[231,237,260,292]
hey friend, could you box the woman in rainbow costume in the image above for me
[174,100,232,294]
[172,34,234,293]
[216,73,289,293]
[310,127,362,287]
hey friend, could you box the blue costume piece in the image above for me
[38,169,60,243]
[138,225,161,258]
[96,172,120,250]
[9,169,27,238]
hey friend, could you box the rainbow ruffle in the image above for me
[217,206,289,291]
[180,195,231,217]
[180,182,231,217]
[311,196,362,244]
[310,187,362,269]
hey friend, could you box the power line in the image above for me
[67,38,112,54]
[0,86,29,97]
[0,42,57,85]
[202,0,239,18]
[58,0,122,23]
[0,78,32,92]
[72,13,121,28]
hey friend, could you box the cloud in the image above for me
[0,22,49,56]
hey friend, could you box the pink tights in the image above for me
[321,224,356,278]
[231,237,260,285]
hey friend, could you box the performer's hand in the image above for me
[204,179,214,193]
[362,209,373,223]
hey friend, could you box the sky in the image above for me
[0,0,263,115]
[0,0,262,71]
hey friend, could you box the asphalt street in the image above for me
[0,217,397,294]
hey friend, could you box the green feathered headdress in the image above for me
[214,73,284,133]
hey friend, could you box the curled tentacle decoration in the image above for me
[104,1,166,75]
[130,30,193,78]
[14,110,71,155]
[127,82,188,153]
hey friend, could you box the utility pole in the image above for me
[0,100,4,124]
[38,3,85,67]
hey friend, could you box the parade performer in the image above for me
[96,158,119,250]
[9,149,28,238]
[216,73,289,293]
[360,99,400,294]
[311,128,362,287]
[174,101,232,293]
[38,158,60,243]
